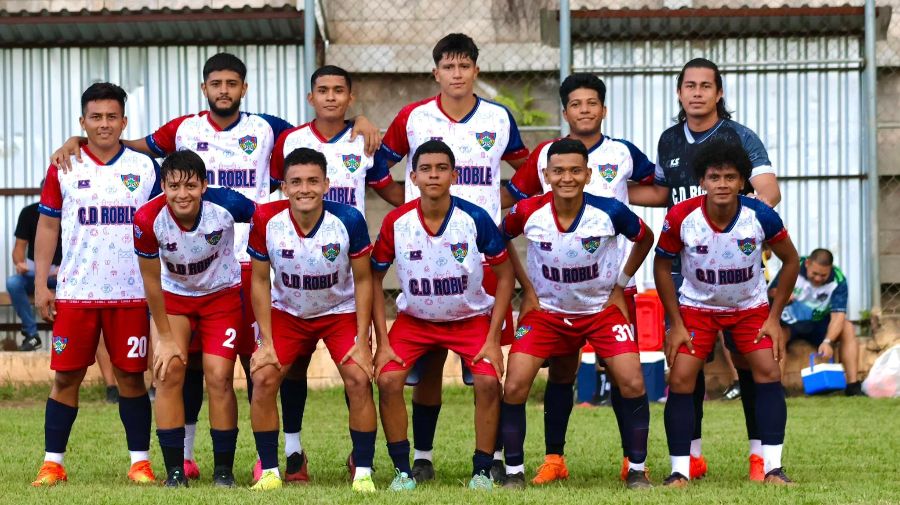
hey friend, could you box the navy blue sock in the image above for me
[183,368,204,425]
[280,378,307,434]
[500,401,526,466]
[411,402,441,452]
[350,429,376,468]
[737,369,759,439]
[692,371,705,440]
[472,450,493,477]
[610,386,629,457]
[386,440,411,474]
[494,420,503,454]
[620,394,650,464]
[543,381,574,455]
[157,427,185,470]
[118,393,151,451]
[45,398,78,453]
[253,430,279,470]
[211,428,238,470]
[664,392,694,456]
[755,381,786,445]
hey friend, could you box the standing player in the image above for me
[653,139,799,487]
[630,58,782,480]
[133,150,256,487]
[246,148,378,493]
[372,140,514,491]
[498,139,655,489]
[31,83,159,486]
[375,33,529,481]
[502,73,656,484]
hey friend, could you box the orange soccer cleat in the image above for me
[689,455,708,480]
[620,457,650,481]
[749,454,765,482]
[32,461,68,487]
[127,460,157,484]
[531,454,569,485]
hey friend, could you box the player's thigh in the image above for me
[677,307,719,361]
[443,316,497,378]
[101,306,151,373]
[50,306,102,372]
[547,353,580,383]
[503,352,547,403]
[603,352,644,396]
[381,314,435,375]
[337,359,373,397]
[270,309,319,368]
[319,313,361,365]
[668,353,706,393]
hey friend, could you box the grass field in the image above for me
[1,381,898,505]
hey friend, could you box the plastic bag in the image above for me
[862,344,900,398]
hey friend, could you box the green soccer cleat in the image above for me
[388,469,416,491]
[250,470,283,491]
[468,471,494,491]
[352,474,376,493]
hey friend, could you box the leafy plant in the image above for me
[493,84,550,126]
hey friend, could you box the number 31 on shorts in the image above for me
[612,324,635,342]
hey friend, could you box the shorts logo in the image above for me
[599,164,618,183]
[449,242,468,263]
[737,237,757,256]
[475,131,496,151]
[409,250,423,261]
[238,135,258,155]
[78,180,91,189]
[540,242,553,251]
[281,249,294,259]
[514,325,532,340]
[165,242,178,252]
[121,174,141,192]
[133,225,143,239]
[322,243,341,262]
[52,336,68,354]
[581,237,601,254]
[342,154,362,173]
[196,141,208,151]
[205,229,223,245]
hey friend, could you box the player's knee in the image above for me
[502,378,530,404]
[753,364,781,383]
[617,372,646,397]
[343,374,372,401]
[376,372,405,395]
[473,375,501,400]
[251,367,280,395]
[667,371,696,394]
[53,369,86,392]
[204,368,235,398]
[115,371,147,397]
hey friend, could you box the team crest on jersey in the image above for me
[133,225,143,239]
[52,336,68,354]
[342,154,362,173]
[599,164,619,183]
[737,237,757,256]
[450,242,469,263]
[514,325,532,340]
[196,141,208,151]
[121,174,141,192]
[281,249,294,259]
[475,131,496,151]
[322,243,341,262]
[78,180,91,189]
[165,242,178,252]
[409,250,423,261]
[238,135,258,155]
[205,229,223,245]
[581,237,601,254]
[540,242,553,251]
[661,220,671,233]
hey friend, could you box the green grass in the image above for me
[1,383,898,504]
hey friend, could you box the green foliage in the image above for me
[493,85,551,126]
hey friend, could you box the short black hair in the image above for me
[676,58,732,122]
[160,150,207,184]
[559,73,606,107]
[283,147,328,178]
[311,65,352,91]
[692,137,752,181]
[412,139,455,170]
[432,33,478,65]
[203,53,247,81]
[808,248,834,266]
[546,138,588,164]
[81,82,127,115]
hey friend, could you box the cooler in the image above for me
[640,351,666,401]
[635,291,665,352]
[801,353,846,395]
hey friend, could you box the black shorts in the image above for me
[783,315,831,347]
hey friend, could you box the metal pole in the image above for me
[865,0,881,312]
[303,0,316,123]
[559,0,571,136]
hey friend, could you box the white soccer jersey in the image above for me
[371,196,509,321]
[501,192,647,315]
[377,95,529,223]
[133,186,255,296]
[146,111,292,262]
[270,121,393,215]
[39,145,160,306]
[655,195,789,311]
[247,200,372,319]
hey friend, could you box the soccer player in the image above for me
[653,138,799,487]
[372,140,514,491]
[376,33,528,481]
[246,148,378,492]
[31,83,159,486]
[498,138,655,489]
[503,73,656,484]
[133,150,256,487]
[630,57,782,480]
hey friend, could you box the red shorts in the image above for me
[187,265,256,356]
[482,264,514,346]
[51,304,150,373]
[382,313,497,378]
[271,309,360,366]
[511,305,638,360]
[164,287,243,361]
[679,305,772,360]
[584,288,639,355]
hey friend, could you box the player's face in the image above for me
[411,153,456,199]
[677,67,723,120]
[544,152,591,199]
[202,70,247,117]
[805,259,833,287]
[433,55,479,100]
[308,75,353,122]
[562,88,606,136]
[80,99,127,151]
[163,172,207,221]
[700,164,744,206]
[282,163,329,214]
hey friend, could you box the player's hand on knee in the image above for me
[756,315,784,361]
[474,341,504,378]
[817,341,833,360]
[250,345,281,375]
[665,324,693,366]
[350,115,382,157]
[603,285,630,322]
[50,136,84,172]
[153,337,186,382]
[517,289,540,326]
[342,342,375,382]
[35,286,56,322]
[373,345,404,379]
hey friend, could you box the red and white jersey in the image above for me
[377,95,529,223]
[145,110,292,262]
[655,195,789,311]
[371,196,509,321]
[270,121,393,215]
[501,193,647,315]
[133,186,256,297]
[39,145,160,306]
[247,200,372,319]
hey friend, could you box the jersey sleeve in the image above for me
[506,146,545,201]
[258,113,294,141]
[618,139,655,184]
[146,115,191,157]
[500,202,527,241]
[370,214,397,272]
[830,274,848,313]
[471,206,508,265]
[148,158,162,199]
[365,157,394,188]
[269,129,292,183]
[132,201,161,259]
[748,198,788,243]
[38,165,63,218]
[247,209,270,261]
[344,207,373,258]
[501,107,529,161]
[379,106,414,163]
[604,198,647,242]
[736,125,775,179]
[655,207,687,258]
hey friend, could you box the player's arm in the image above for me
[500,186,519,210]
[50,136,152,172]
[371,268,403,378]
[607,223,656,320]
[627,182,670,207]
[137,256,185,381]
[762,236,800,362]
[249,258,280,374]
[349,115,381,157]
[505,243,538,323]
[506,157,527,170]
[653,253,691,365]
[12,238,28,274]
[341,254,375,380]
[373,182,405,207]
[749,173,781,207]
[33,214,60,321]
[476,257,513,377]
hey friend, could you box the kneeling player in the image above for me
[247,147,378,492]
[134,150,255,487]
[498,138,655,489]
[654,138,799,487]
[372,140,514,491]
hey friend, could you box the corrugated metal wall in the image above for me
[574,36,867,318]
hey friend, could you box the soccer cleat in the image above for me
[502,472,526,489]
[127,460,156,484]
[183,459,200,480]
[662,472,689,488]
[749,454,765,482]
[722,381,742,400]
[467,471,493,490]
[164,467,189,488]
[689,455,708,479]
[250,470,283,491]
[625,469,652,489]
[411,459,435,483]
[764,467,796,486]
[531,454,569,485]
[621,458,651,481]
[212,466,236,488]
[352,475,376,493]
[388,470,416,491]
[31,461,67,487]
[489,459,506,485]
[284,451,309,483]
[252,459,263,482]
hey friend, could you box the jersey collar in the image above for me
[309,120,353,144]
[416,196,455,237]
[288,206,326,239]
[700,194,742,234]
[167,199,204,232]
[204,111,244,132]
[82,143,126,166]
[683,119,725,144]
[436,94,481,124]
[550,196,586,234]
